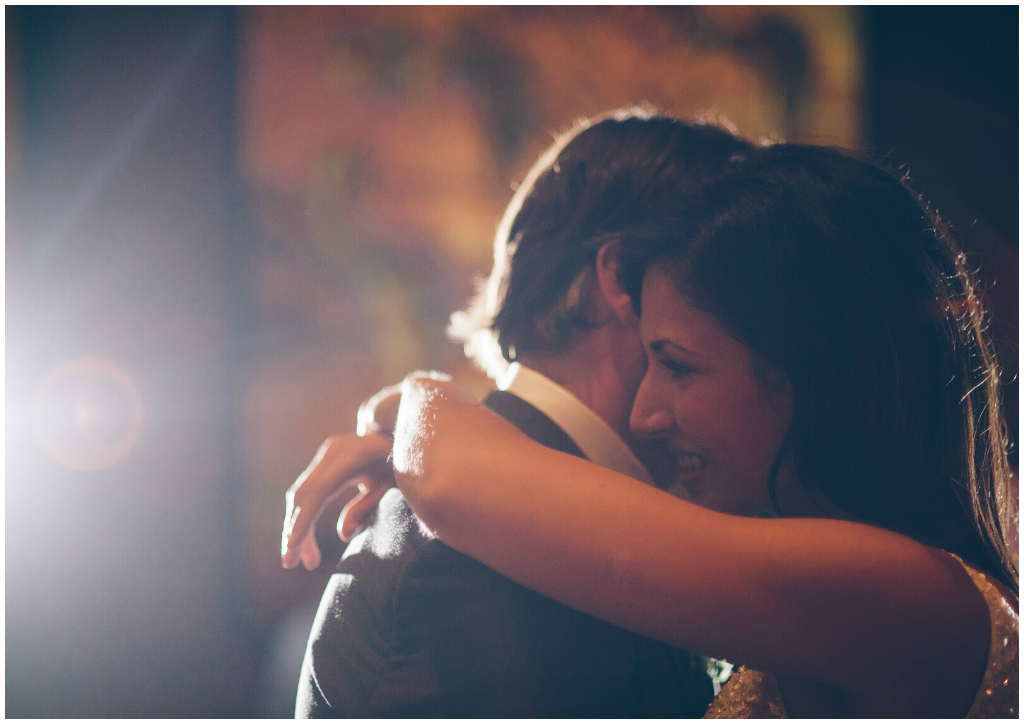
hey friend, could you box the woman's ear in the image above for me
[595,240,640,329]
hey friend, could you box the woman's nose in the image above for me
[629,373,674,439]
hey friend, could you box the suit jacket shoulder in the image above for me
[297,487,431,717]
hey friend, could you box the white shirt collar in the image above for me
[496,362,654,485]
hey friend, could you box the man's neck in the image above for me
[516,328,639,441]
[515,320,688,494]
[498,361,654,485]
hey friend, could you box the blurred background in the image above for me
[6,6,1017,717]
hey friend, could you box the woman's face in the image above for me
[630,269,793,516]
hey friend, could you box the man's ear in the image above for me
[594,240,640,329]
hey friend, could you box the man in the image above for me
[285,108,749,717]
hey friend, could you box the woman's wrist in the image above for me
[392,372,493,525]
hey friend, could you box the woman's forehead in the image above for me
[639,271,741,359]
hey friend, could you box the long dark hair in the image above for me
[621,143,1017,590]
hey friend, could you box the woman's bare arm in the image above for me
[392,373,991,717]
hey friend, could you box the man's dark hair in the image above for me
[619,143,1017,591]
[449,106,752,377]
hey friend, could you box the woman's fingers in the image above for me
[356,383,404,437]
[281,432,393,569]
[297,528,322,571]
[282,440,341,569]
[283,376,449,569]
[338,472,395,542]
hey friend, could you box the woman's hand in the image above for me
[355,382,403,438]
[280,376,441,570]
[281,432,395,570]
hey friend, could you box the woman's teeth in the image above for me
[676,453,707,473]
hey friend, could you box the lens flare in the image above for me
[32,356,144,471]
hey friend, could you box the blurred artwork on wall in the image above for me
[237,5,864,618]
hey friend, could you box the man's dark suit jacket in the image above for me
[296,390,714,718]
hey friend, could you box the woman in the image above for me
[287,144,1017,717]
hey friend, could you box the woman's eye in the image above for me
[660,358,694,378]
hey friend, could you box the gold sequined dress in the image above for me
[703,559,1018,718]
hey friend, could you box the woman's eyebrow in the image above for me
[649,339,699,357]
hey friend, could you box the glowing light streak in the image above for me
[32,17,220,265]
